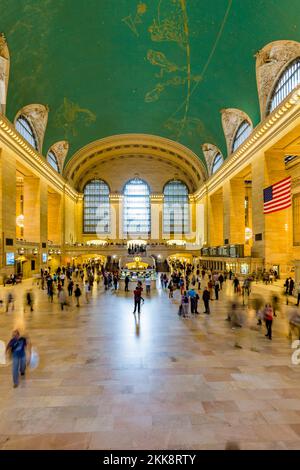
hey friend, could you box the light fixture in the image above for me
[16,214,24,228]
[245,227,252,241]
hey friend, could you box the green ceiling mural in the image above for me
[1,0,300,165]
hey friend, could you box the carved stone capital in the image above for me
[202,143,223,176]
[0,32,9,116]
[220,108,252,155]
[256,40,300,118]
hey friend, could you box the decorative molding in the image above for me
[14,103,49,153]
[0,32,9,115]
[194,84,300,201]
[47,140,69,173]
[201,143,223,176]
[220,108,252,155]
[63,133,208,191]
[256,40,300,119]
[0,114,78,201]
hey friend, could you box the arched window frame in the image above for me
[163,180,190,235]
[47,150,60,173]
[123,178,151,235]
[211,153,223,175]
[83,179,110,234]
[15,115,38,151]
[268,57,300,114]
[232,120,252,153]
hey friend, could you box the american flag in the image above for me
[263,176,291,214]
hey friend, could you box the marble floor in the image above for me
[1,277,300,450]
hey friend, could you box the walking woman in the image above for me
[264,303,273,340]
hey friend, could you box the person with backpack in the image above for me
[74,284,82,307]
[6,329,31,388]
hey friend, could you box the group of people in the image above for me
[127,243,147,255]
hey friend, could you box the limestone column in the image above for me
[150,194,163,241]
[264,150,291,275]
[110,193,122,241]
[76,195,83,243]
[251,152,265,259]
[39,179,48,266]
[23,176,40,242]
[188,196,196,242]
[0,149,16,273]
[208,189,223,246]
[223,180,230,244]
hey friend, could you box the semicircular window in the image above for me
[15,115,38,151]
[123,178,150,235]
[47,150,59,173]
[211,153,223,174]
[163,180,189,235]
[83,179,110,234]
[232,120,252,152]
[268,57,300,114]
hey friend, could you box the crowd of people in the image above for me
[2,259,300,387]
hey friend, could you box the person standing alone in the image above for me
[202,287,210,314]
[133,283,143,315]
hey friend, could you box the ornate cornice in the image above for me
[194,85,300,200]
[0,113,78,201]
[63,134,208,189]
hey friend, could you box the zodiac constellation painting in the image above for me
[122,0,232,143]
[54,97,96,138]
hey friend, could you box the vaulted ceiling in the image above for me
[2,0,300,164]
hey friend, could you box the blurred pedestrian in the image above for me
[6,330,31,388]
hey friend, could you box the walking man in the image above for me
[6,330,31,388]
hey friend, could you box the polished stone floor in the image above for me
[1,276,300,450]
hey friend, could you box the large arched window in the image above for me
[15,115,38,150]
[83,179,110,233]
[268,57,300,114]
[232,120,252,152]
[123,178,150,234]
[47,150,59,172]
[211,153,223,174]
[163,180,189,234]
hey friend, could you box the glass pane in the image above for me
[47,151,59,172]
[232,121,252,152]
[123,178,150,234]
[83,180,110,233]
[212,153,223,174]
[163,180,189,234]
[15,116,38,151]
[269,58,300,113]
